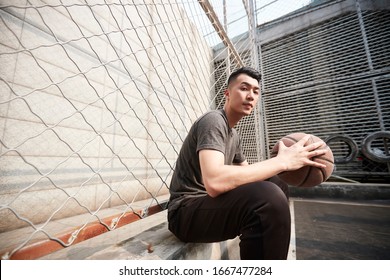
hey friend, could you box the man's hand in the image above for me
[276,134,327,171]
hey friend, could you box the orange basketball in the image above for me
[271,133,334,187]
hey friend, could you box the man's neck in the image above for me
[223,106,243,128]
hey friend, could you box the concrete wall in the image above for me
[0,0,213,231]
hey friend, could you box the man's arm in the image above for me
[199,134,327,198]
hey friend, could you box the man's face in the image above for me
[225,73,260,116]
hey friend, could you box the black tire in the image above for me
[361,131,390,163]
[325,135,358,164]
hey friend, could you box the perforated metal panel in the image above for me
[260,8,390,182]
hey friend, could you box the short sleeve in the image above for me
[195,112,228,154]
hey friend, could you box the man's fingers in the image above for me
[307,147,327,156]
[309,160,327,168]
[297,134,311,145]
[308,158,327,168]
[306,140,326,151]
[278,140,286,149]
[296,135,326,151]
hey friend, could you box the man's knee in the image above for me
[243,181,288,206]
[239,181,290,224]
[258,182,289,220]
[267,175,289,199]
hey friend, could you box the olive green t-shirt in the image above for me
[168,109,246,212]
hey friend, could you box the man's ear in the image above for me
[224,89,229,99]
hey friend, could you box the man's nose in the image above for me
[246,91,255,100]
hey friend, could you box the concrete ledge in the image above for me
[41,210,240,260]
[290,182,390,200]
[84,221,240,260]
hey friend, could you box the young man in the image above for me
[167,67,327,259]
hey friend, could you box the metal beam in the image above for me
[198,0,244,67]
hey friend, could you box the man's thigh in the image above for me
[168,181,287,243]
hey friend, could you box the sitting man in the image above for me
[167,67,326,259]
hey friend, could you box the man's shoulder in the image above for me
[192,109,229,138]
[196,109,226,124]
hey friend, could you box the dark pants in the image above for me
[168,178,291,260]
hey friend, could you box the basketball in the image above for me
[271,132,334,187]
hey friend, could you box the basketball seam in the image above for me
[298,166,312,187]
[284,136,299,143]
[319,167,326,181]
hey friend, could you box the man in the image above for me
[167,67,327,259]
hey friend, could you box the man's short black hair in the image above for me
[227,67,261,86]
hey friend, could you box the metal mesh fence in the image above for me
[0,0,257,259]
